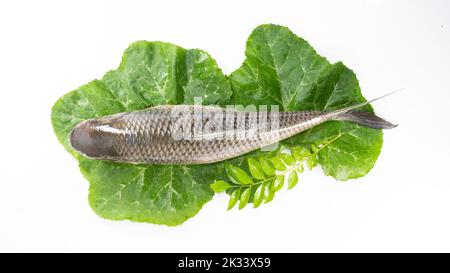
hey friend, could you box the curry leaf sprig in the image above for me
[211,137,338,209]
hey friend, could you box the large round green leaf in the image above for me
[52,41,231,225]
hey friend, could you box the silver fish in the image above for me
[69,94,396,164]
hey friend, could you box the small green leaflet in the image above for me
[288,170,298,190]
[52,24,385,225]
[227,189,240,210]
[210,180,232,193]
[248,158,265,180]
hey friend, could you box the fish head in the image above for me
[69,114,124,159]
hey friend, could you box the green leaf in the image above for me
[227,189,240,210]
[230,24,383,181]
[230,25,329,110]
[248,158,265,180]
[52,41,232,226]
[288,170,299,189]
[270,157,286,171]
[264,182,275,203]
[210,180,232,193]
[239,188,251,209]
[279,154,295,166]
[253,184,265,208]
[259,157,275,176]
[272,175,285,192]
[314,140,325,148]
[311,144,320,153]
[225,164,253,185]
[306,155,318,170]
[291,146,310,161]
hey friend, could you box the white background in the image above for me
[1,0,449,252]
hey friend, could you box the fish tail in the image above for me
[327,90,399,129]
[333,110,397,129]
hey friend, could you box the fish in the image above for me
[69,93,396,164]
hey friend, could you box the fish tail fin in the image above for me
[327,90,399,129]
[334,110,397,129]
